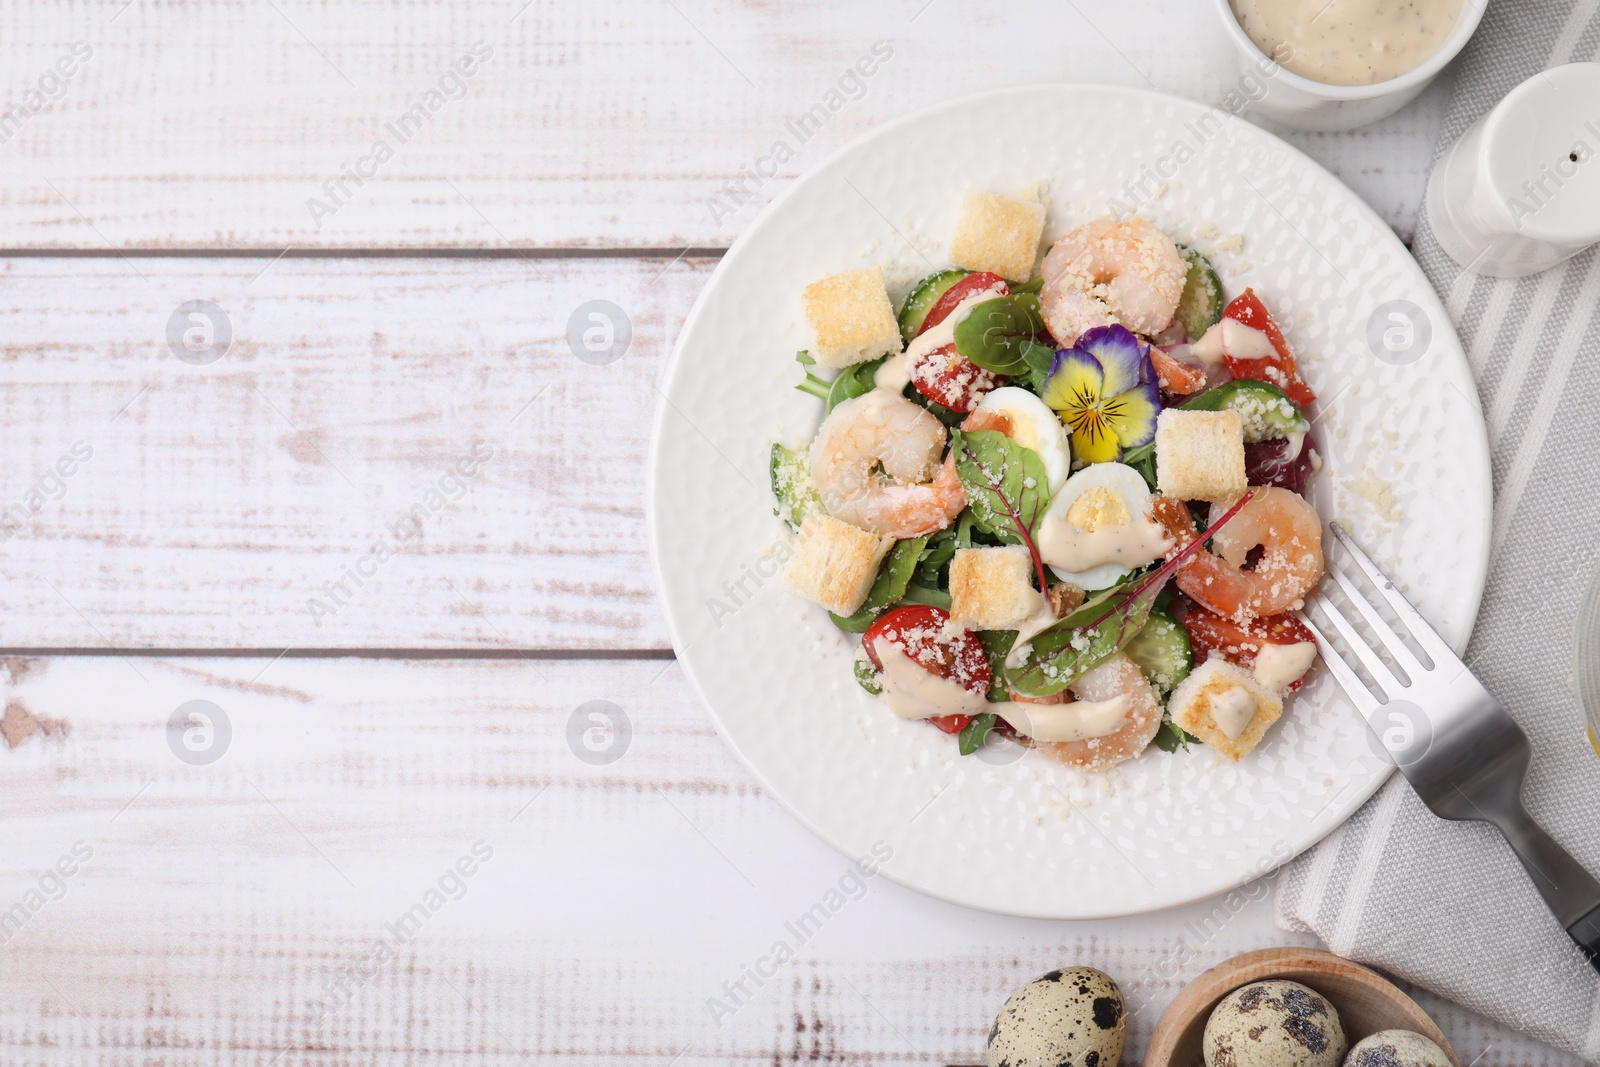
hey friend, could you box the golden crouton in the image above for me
[1169,658,1284,761]
[801,267,901,370]
[1155,409,1247,502]
[949,192,1047,283]
[950,545,1044,630]
[784,513,893,615]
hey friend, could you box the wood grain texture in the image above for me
[0,255,712,650]
[0,656,1577,1067]
[0,0,1446,250]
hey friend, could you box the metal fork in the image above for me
[1300,523,1600,971]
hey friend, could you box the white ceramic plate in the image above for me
[647,85,1491,919]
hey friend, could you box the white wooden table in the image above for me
[0,2,1581,1064]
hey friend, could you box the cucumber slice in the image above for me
[770,443,824,529]
[1175,245,1224,341]
[898,268,971,344]
[1124,607,1193,696]
[1181,379,1310,442]
[853,648,883,696]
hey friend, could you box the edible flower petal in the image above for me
[1076,324,1152,396]
[1041,326,1161,464]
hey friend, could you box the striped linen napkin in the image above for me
[1274,0,1600,1058]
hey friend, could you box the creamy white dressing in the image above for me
[1004,602,1067,671]
[1210,685,1259,740]
[1230,0,1467,86]
[874,284,1006,394]
[1190,317,1276,365]
[1283,430,1306,462]
[998,696,1130,744]
[1034,465,1173,581]
[872,638,989,721]
[1036,504,1173,576]
[1253,640,1317,692]
[1004,602,1066,671]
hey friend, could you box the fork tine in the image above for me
[1296,610,1381,716]
[1325,564,1426,676]
[1328,523,1461,665]
[1306,590,1409,698]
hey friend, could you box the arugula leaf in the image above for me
[1121,440,1157,491]
[826,356,887,411]
[953,296,1055,376]
[951,429,1051,548]
[794,350,830,401]
[958,712,998,756]
[829,536,928,632]
[1153,719,1201,753]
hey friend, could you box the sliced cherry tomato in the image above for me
[1219,289,1316,406]
[918,272,1008,337]
[909,342,1002,413]
[1183,609,1317,693]
[1151,347,1207,395]
[863,605,991,696]
[928,714,973,734]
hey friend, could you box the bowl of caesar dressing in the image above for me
[1209,0,1485,131]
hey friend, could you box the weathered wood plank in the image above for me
[0,255,705,649]
[0,656,1575,1067]
[0,0,1443,250]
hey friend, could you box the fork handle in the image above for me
[1571,906,1600,973]
[1493,808,1600,966]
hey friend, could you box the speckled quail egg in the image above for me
[986,966,1125,1067]
[1344,1030,1453,1067]
[1203,980,1347,1067]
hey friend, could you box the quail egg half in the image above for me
[986,966,1126,1067]
[1344,1030,1453,1067]
[1203,980,1347,1067]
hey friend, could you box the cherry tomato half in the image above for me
[909,342,1002,413]
[863,605,991,698]
[1183,609,1317,693]
[1219,289,1316,406]
[918,272,1008,337]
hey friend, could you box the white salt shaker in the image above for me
[1426,62,1600,278]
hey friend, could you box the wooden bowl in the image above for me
[1145,948,1459,1067]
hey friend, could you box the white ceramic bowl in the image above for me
[1209,0,1486,131]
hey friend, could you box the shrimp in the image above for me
[809,390,966,538]
[1033,654,1163,773]
[1040,217,1187,346]
[1151,487,1325,621]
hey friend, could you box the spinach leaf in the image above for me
[958,712,998,756]
[899,584,952,610]
[953,295,1054,376]
[1153,719,1201,753]
[951,429,1051,547]
[829,536,928,632]
[1023,340,1056,394]
[978,629,1017,702]
[826,356,886,411]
